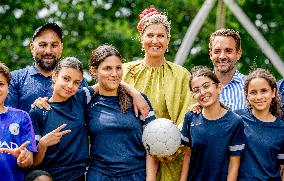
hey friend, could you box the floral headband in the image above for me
[137,8,160,32]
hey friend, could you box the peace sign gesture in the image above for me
[40,124,71,147]
[34,124,71,166]
[0,141,33,168]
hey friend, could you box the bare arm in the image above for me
[227,156,241,181]
[120,81,150,119]
[146,153,159,181]
[180,147,191,181]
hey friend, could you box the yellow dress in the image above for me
[123,60,193,181]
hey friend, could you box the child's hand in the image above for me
[31,97,50,110]
[0,141,33,168]
[40,124,71,148]
[188,103,202,114]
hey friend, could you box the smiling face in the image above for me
[247,78,276,113]
[191,76,222,108]
[30,29,63,72]
[141,23,170,59]
[52,67,83,102]
[91,55,123,96]
[209,36,242,74]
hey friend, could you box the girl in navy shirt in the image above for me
[29,57,93,181]
[180,66,245,181]
[235,68,284,180]
[86,45,157,181]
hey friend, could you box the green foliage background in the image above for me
[1,0,284,80]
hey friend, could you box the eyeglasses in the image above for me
[192,82,217,96]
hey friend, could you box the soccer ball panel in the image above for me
[142,118,181,157]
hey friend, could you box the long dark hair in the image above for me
[244,68,282,119]
[89,45,132,113]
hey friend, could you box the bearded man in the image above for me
[5,22,87,112]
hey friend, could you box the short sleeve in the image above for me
[181,112,192,147]
[82,86,94,104]
[141,94,156,125]
[29,108,44,144]
[278,142,284,165]
[21,111,37,152]
[229,117,245,156]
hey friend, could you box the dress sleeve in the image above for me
[229,117,245,156]
[21,111,37,152]
[181,112,192,147]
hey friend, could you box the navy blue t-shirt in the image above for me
[6,65,88,113]
[181,110,245,181]
[29,87,93,181]
[235,109,284,181]
[86,93,155,177]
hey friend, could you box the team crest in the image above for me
[9,123,19,135]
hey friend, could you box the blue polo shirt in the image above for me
[235,109,284,181]
[0,107,37,181]
[181,110,245,181]
[5,64,88,113]
[29,87,93,181]
[86,93,155,177]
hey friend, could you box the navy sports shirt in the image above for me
[235,109,284,181]
[5,64,88,113]
[181,110,245,181]
[86,93,155,177]
[29,87,93,181]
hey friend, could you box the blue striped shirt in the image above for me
[277,79,284,112]
[220,70,246,111]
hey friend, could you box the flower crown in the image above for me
[137,8,160,32]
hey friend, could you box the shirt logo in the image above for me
[191,122,202,127]
[9,123,19,135]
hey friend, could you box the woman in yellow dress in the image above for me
[123,7,193,181]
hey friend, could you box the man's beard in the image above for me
[35,56,60,71]
[214,59,236,74]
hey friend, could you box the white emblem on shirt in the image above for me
[9,123,19,135]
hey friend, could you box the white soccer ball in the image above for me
[142,118,181,157]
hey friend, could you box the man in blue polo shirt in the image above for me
[5,22,87,113]
[209,28,246,110]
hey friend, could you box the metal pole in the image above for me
[174,0,217,65]
[223,0,284,77]
[216,0,226,29]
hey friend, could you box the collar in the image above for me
[29,64,41,76]
[230,69,245,83]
